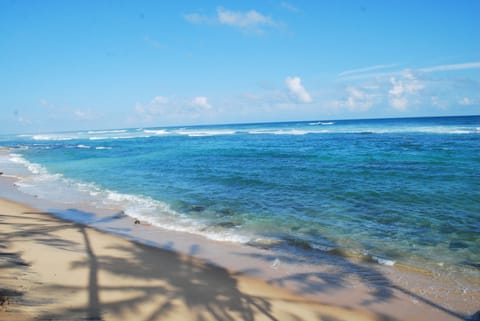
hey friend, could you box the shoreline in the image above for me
[0,175,479,320]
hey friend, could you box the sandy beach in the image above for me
[0,197,392,321]
[0,193,479,321]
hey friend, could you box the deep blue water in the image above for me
[1,115,479,273]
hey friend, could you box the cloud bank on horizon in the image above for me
[1,1,479,133]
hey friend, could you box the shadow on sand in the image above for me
[0,206,473,321]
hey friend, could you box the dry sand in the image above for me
[0,197,390,321]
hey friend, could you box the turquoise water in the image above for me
[1,116,479,274]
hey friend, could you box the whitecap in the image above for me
[9,153,47,175]
[249,129,310,135]
[309,121,335,126]
[144,129,169,135]
[87,129,127,134]
[175,129,237,137]
[32,135,75,141]
[273,129,309,135]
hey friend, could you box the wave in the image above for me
[73,144,112,150]
[248,129,327,135]
[6,153,252,244]
[143,129,169,135]
[174,129,237,137]
[32,134,76,141]
[309,121,335,126]
[87,130,127,134]
[405,126,480,134]
[22,123,480,143]
[9,153,49,175]
[88,134,152,141]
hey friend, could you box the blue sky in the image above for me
[1,0,479,133]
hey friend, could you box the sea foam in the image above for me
[6,152,253,245]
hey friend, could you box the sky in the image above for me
[1,0,479,134]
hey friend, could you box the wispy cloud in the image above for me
[285,76,312,103]
[135,95,214,124]
[39,99,100,121]
[419,62,480,73]
[39,98,57,110]
[344,86,376,111]
[135,96,170,122]
[332,60,480,113]
[339,64,398,77]
[280,1,300,13]
[144,35,163,48]
[330,85,378,113]
[73,110,99,121]
[13,110,31,125]
[184,7,279,33]
[339,61,480,81]
[183,13,212,25]
[217,7,276,28]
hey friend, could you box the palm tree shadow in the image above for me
[2,208,323,321]
[1,206,471,321]
[66,228,282,321]
[234,245,468,320]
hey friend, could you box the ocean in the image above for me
[1,115,479,278]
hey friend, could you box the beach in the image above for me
[1,178,479,321]
[2,0,479,318]
[1,117,479,320]
[0,196,385,321]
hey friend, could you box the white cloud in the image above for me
[191,96,212,109]
[390,97,409,111]
[135,96,170,122]
[217,7,275,28]
[184,7,278,33]
[285,76,312,103]
[332,62,480,115]
[344,86,375,111]
[329,85,377,112]
[152,96,169,104]
[459,97,474,105]
[388,70,424,111]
